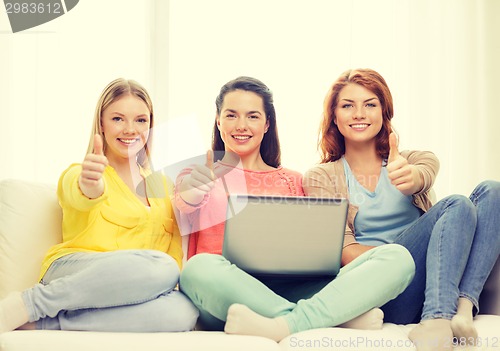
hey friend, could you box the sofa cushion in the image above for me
[0,179,62,298]
[2,317,500,351]
[279,315,500,351]
[0,330,281,351]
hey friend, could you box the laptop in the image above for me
[222,194,348,279]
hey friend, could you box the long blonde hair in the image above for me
[86,78,154,169]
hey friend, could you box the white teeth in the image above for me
[233,135,250,140]
[119,139,138,144]
[351,124,369,129]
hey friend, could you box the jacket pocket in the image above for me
[100,205,141,229]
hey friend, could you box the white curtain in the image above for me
[400,0,500,197]
[1,0,498,199]
[162,0,500,199]
[0,0,155,183]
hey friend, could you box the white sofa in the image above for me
[1,178,500,351]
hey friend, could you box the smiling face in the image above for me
[216,89,269,162]
[334,83,383,148]
[101,93,151,165]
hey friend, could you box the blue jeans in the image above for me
[180,244,415,334]
[22,250,198,332]
[382,180,500,323]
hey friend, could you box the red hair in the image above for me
[319,68,394,163]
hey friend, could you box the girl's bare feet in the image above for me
[451,297,478,345]
[225,303,290,342]
[339,308,384,330]
[409,319,453,351]
[0,292,29,333]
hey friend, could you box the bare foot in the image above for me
[17,322,36,330]
[451,297,478,345]
[0,292,30,333]
[224,304,290,342]
[408,319,453,351]
[339,308,384,330]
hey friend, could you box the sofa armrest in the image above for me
[478,255,500,315]
[0,179,62,298]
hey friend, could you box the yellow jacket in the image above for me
[40,164,182,279]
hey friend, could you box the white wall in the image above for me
[1,0,499,199]
[165,0,500,199]
[0,0,154,183]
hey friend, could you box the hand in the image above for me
[79,134,109,199]
[341,243,376,266]
[386,133,422,195]
[178,150,218,205]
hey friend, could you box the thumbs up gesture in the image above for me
[386,133,422,196]
[79,134,109,199]
[178,150,218,205]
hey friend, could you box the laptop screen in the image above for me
[222,195,348,278]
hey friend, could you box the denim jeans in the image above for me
[22,250,198,332]
[382,180,500,323]
[180,244,415,334]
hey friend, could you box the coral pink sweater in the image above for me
[175,161,304,259]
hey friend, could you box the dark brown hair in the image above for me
[212,76,281,168]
